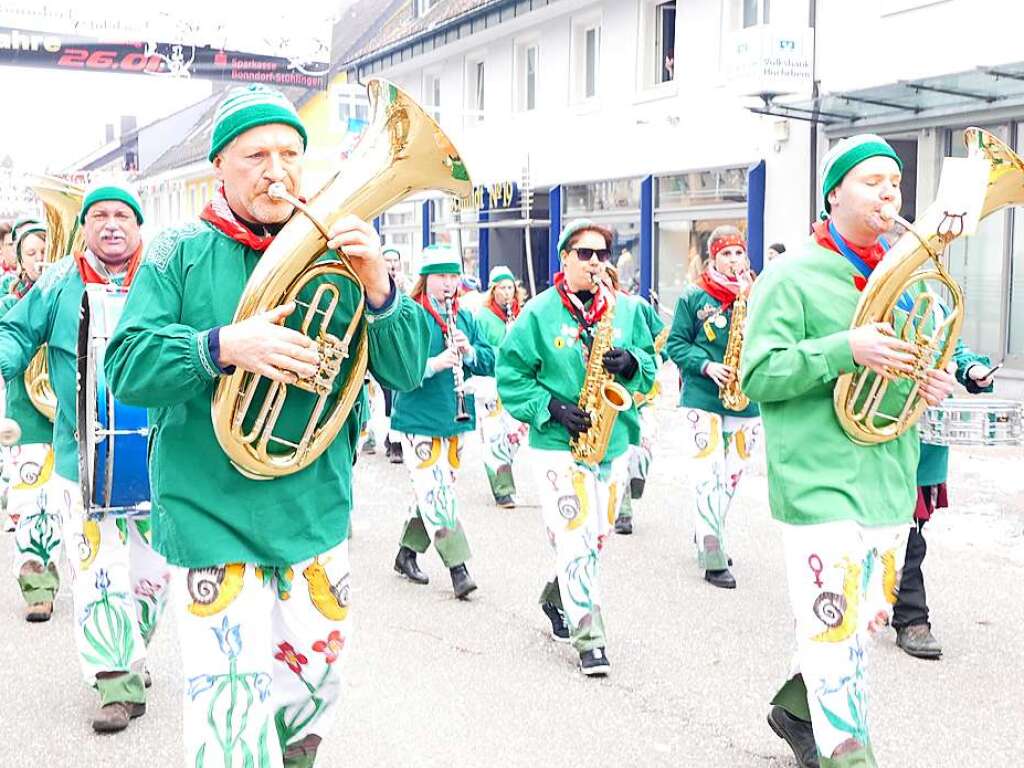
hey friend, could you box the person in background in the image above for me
[766,242,787,263]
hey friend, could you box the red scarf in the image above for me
[813,219,886,291]
[74,245,143,288]
[554,272,608,329]
[200,183,275,252]
[487,297,519,323]
[700,272,743,310]
[417,291,457,333]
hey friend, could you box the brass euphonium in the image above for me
[25,175,86,422]
[834,127,1024,444]
[211,79,472,479]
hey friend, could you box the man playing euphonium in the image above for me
[105,84,431,766]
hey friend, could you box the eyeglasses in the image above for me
[572,247,612,262]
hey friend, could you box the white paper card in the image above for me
[933,156,990,237]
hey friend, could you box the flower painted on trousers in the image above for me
[95,568,110,591]
[211,616,243,659]
[312,630,345,664]
[134,577,167,599]
[274,642,308,674]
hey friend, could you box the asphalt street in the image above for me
[2,401,1022,768]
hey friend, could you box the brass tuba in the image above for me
[834,127,1024,444]
[211,79,473,479]
[24,176,86,422]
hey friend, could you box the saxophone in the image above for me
[571,281,631,465]
[720,277,751,412]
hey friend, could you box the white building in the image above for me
[343,0,1024,385]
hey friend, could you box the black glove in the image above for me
[547,397,592,438]
[603,347,638,378]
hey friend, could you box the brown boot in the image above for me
[92,701,146,733]
[25,602,53,622]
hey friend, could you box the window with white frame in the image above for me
[423,72,442,123]
[333,83,370,131]
[741,0,769,27]
[515,40,539,112]
[465,57,486,121]
[415,0,439,17]
[639,0,676,89]
[571,16,601,102]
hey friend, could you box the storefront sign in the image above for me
[726,25,814,99]
[452,181,519,213]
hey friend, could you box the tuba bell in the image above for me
[211,79,473,479]
[24,175,86,422]
[833,127,1024,444]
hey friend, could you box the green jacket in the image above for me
[391,302,495,437]
[740,238,919,528]
[475,304,511,348]
[917,339,992,487]
[104,221,431,568]
[0,293,53,446]
[666,283,759,418]
[496,286,657,460]
[0,257,106,479]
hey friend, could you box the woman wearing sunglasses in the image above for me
[496,219,658,676]
[666,225,760,590]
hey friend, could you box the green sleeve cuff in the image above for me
[191,329,220,382]
[818,330,856,379]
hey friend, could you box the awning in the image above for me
[750,61,1024,129]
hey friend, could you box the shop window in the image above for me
[465,58,486,122]
[945,125,1008,359]
[571,16,601,102]
[656,166,748,209]
[564,178,641,216]
[515,40,539,112]
[639,1,676,89]
[655,218,747,313]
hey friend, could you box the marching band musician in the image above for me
[892,339,995,660]
[741,134,957,768]
[665,226,760,589]
[2,221,61,616]
[496,219,657,676]
[105,85,431,766]
[473,265,526,508]
[0,182,170,733]
[390,243,494,599]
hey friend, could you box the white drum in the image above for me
[919,398,1024,446]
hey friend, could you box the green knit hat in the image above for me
[14,222,46,261]
[489,265,515,284]
[209,84,308,161]
[557,218,612,255]
[821,134,902,213]
[11,216,40,241]
[80,183,144,225]
[418,243,462,275]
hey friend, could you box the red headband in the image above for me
[709,234,746,259]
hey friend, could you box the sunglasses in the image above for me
[572,247,612,262]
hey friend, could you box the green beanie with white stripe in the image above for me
[208,84,308,161]
[821,134,902,214]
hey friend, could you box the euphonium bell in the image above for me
[833,127,1024,445]
[24,175,86,422]
[211,79,473,479]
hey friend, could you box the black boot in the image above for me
[767,706,820,768]
[386,439,404,464]
[450,564,477,599]
[394,546,429,584]
[629,477,645,499]
[704,568,737,589]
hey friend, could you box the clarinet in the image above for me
[444,295,472,423]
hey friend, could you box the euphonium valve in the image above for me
[211,79,472,479]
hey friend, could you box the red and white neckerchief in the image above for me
[417,291,457,334]
[812,219,886,292]
[487,297,519,323]
[74,245,143,288]
[200,182,276,252]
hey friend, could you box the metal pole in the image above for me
[522,158,538,297]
